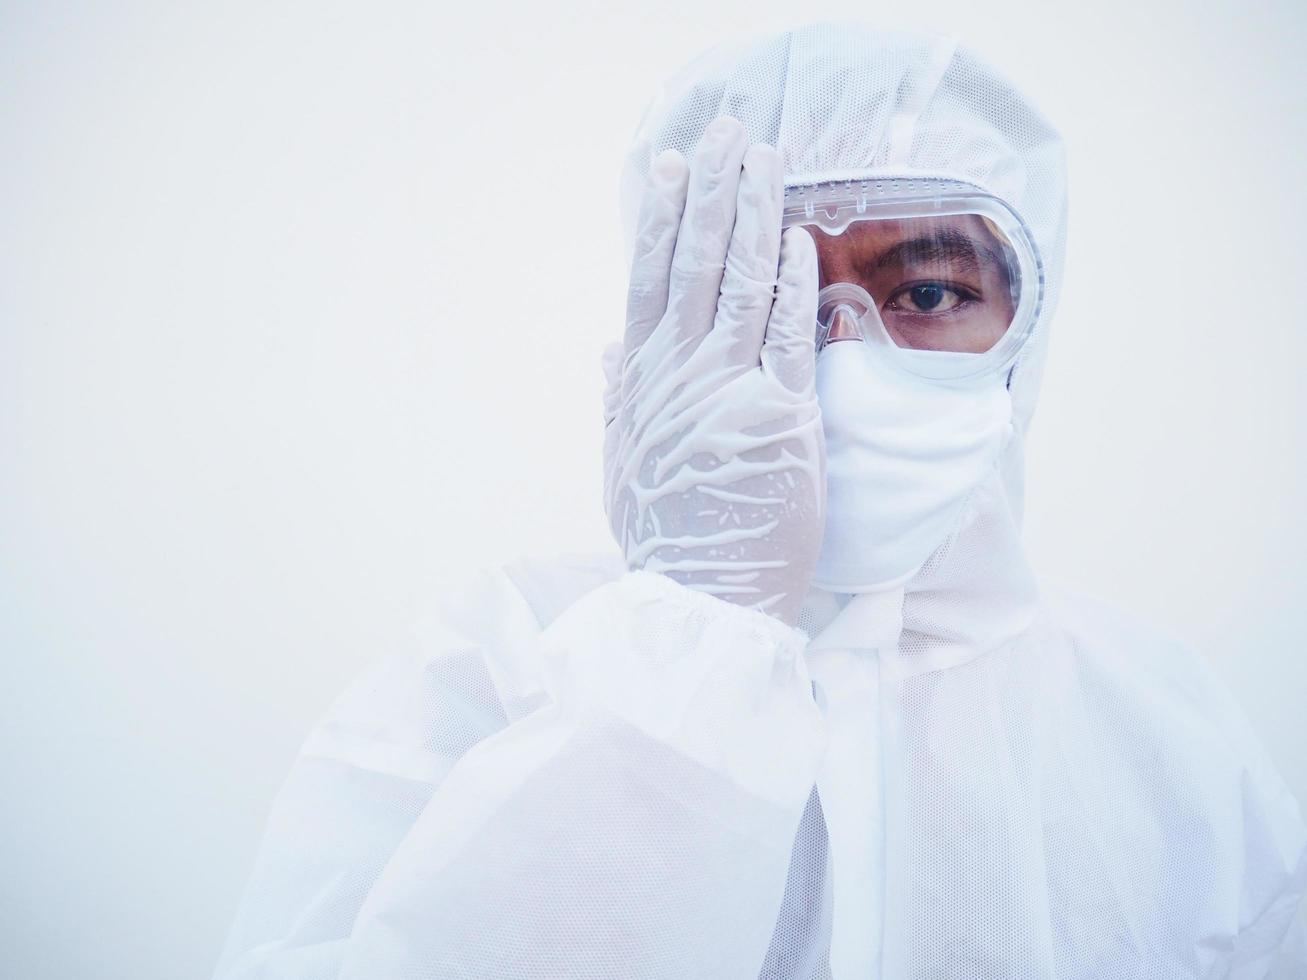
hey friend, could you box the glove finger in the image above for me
[761,227,819,396]
[661,116,749,355]
[708,142,783,370]
[623,149,690,358]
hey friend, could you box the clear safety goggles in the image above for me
[781,179,1044,383]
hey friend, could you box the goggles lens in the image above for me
[808,214,1021,354]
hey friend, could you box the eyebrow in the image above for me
[871,229,999,276]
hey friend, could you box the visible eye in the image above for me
[886,282,975,315]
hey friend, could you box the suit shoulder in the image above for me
[1038,583,1201,685]
[305,551,623,781]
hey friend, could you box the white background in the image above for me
[3,1,1304,976]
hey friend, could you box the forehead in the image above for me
[806,213,1009,266]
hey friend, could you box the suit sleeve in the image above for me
[338,569,824,980]
[215,569,825,980]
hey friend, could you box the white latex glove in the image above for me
[602,115,825,627]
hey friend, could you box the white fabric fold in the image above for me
[806,588,903,978]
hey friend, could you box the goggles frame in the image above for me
[781,178,1044,383]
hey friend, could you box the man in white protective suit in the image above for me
[214,23,1307,980]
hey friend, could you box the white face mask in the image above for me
[811,340,1015,593]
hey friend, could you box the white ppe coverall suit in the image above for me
[214,23,1307,980]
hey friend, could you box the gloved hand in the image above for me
[602,115,825,627]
